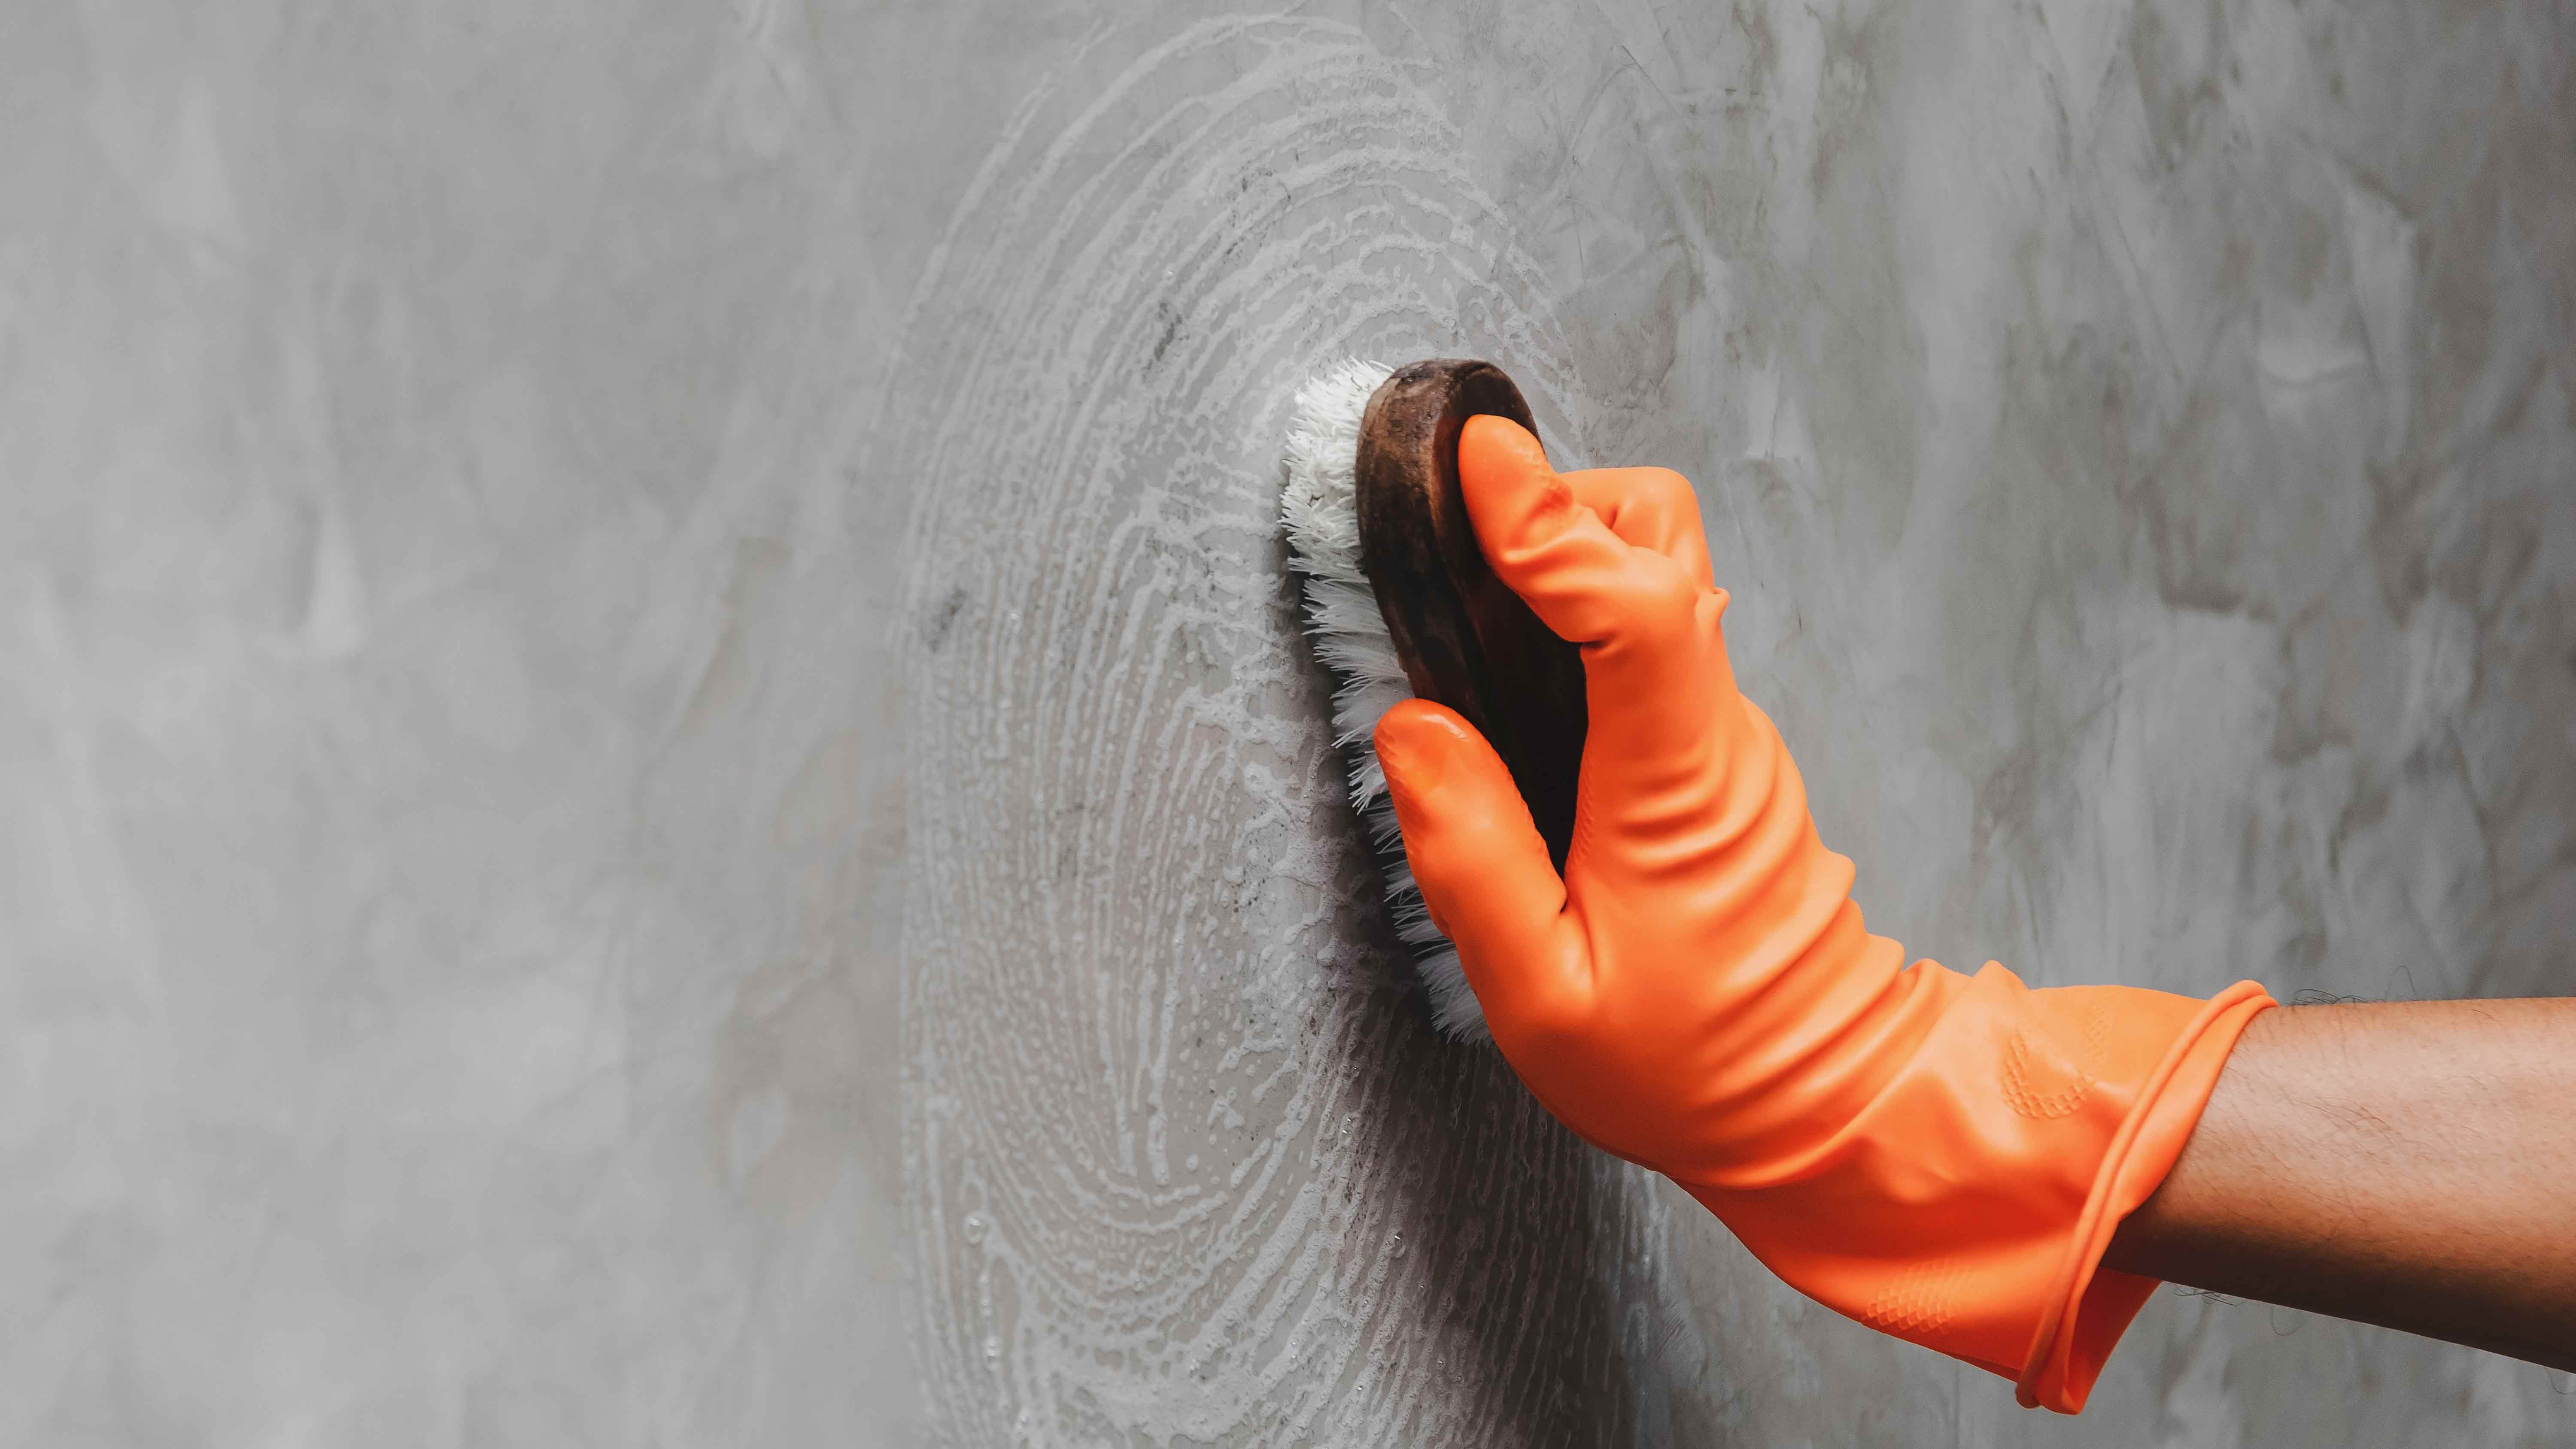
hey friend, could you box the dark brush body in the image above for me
[1352,359,1589,872]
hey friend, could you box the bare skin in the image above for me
[2105,998,2576,1370]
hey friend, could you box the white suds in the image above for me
[886,18,1664,1445]
[1281,358,1489,1043]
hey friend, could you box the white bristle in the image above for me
[1281,358,1489,1043]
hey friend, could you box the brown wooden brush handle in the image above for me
[1355,360,1589,871]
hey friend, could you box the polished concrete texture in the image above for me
[4,1,2571,1444]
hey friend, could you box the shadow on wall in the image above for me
[1278,522,1652,1443]
[1327,970,1652,1442]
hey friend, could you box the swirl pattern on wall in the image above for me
[885,15,1707,1447]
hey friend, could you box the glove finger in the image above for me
[1456,415,1687,651]
[1457,415,1747,805]
[1560,466,1717,591]
[1375,699,1595,1035]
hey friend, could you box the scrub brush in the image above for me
[1281,358,1588,1042]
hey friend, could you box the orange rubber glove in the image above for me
[1373,415,2274,1413]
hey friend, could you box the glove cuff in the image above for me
[2016,977,2274,1411]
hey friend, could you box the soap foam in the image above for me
[883,17,1704,1443]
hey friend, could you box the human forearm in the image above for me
[2105,998,2576,1370]
[1373,411,2576,1409]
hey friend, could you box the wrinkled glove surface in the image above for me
[1374,415,2273,1413]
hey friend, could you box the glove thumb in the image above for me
[1375,700,1592,1032]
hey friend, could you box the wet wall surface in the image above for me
[3,1,2572,1444]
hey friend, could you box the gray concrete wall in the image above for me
[3,1,2570,1445]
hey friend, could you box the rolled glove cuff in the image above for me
[2019,977,2274,1412]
